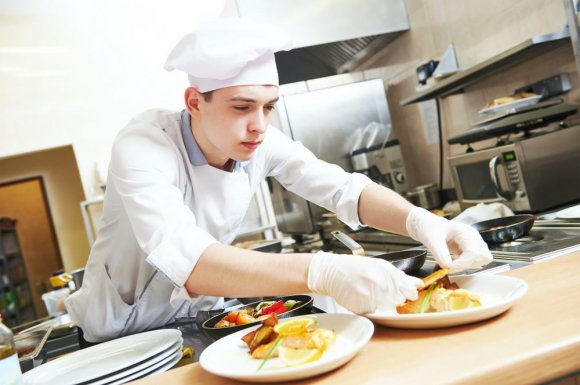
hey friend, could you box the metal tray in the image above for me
[15,327,52,372]
[17,313,76,338]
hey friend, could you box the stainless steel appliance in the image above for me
[350,139,409,195]
[486,227,580,263]
[448,124,580,213]
[269,77,394,235]
[229,0,409,83]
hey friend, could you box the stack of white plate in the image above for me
[22,329,183,385]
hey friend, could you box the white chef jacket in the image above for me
[65,109,372,342]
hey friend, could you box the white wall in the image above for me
[0,0,226,197]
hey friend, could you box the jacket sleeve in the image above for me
[263,127,374,229]
[108,119,218,288]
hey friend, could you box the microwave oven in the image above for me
[448,125,580,213]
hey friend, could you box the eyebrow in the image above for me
[228,96,279,104]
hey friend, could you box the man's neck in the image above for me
[190,123,233,171]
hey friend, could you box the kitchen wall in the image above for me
[356,0,580,189]
[0,0,227,197]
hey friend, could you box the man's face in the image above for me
[189,85,279,167]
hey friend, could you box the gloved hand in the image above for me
[307,252,423,314]
[406,207,493,271]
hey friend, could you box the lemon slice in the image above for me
[273,318,315,336]
[278,347,322,366]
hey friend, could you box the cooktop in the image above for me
[488,227,580,262]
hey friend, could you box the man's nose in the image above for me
[249,110,267,133]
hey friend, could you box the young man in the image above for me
[65,18,492,343]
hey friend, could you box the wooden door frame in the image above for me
[0,176,62,260]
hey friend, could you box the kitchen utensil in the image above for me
[471,214,535,244]
[201,295,313,341]
[21,329,182,385]
[331,231,364,256]
[331,231,426,274]
[15,327,52,372]
[405,184,441,210]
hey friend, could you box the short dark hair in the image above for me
[202,91,213,102]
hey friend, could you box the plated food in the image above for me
[484,92,538,108]
[366,274,527,329]
[199,313,374,383]
[397,268,481,314]
[479,92,542,115]
[240,314,336,370]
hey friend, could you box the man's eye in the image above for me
[234,106,249,111]
[265,105,276,111]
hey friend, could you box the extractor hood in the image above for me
[225,0,410,84]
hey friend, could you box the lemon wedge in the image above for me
[273,318,315,336]
[278,347,322,366]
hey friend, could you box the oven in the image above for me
[448,125,580,213]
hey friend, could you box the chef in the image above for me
[65,18,492,344]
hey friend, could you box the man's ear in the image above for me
[184,87,203,115]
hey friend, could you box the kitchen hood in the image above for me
[225,0,410,84]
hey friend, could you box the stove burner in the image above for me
[499,240,524,247]
[490,228,580,262]
[498,234,544,248]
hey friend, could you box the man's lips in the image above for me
[241,141,262,150]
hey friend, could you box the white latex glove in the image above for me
[307,252,423,314]
[406,207,493,271]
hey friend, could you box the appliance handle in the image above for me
[489,155,515,200]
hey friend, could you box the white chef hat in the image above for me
[164,18,293,92]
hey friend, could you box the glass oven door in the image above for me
[448,147,513,207]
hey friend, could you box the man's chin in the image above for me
[232,153,254,162]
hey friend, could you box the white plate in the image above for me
[478,95,542,115]
[102,349,183,385]
[366,275,527,329]
[556,205,580,219]
[199,313,374,383]
[84,338,183,385]
[22,329,182,385]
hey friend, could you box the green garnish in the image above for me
[257,336,285,371]
[283,300,301,310]
[418,283,437,314]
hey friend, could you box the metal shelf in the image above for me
[0,223,37,327]
[400,29,571,106]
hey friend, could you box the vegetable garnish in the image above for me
[418,283,437,314]
[261,300,288,315]
[256,318,318,371]
[257,336,285,371]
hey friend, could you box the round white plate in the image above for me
[366,275,527,329]
[556,205,580,219]
[84,338,182,385]
[478,95,542,115]
[199,313,374,383]
[22,329,182,385]
[102,349,183,385]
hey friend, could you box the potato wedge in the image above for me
[249,325,274,353]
